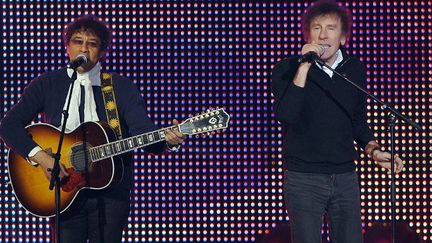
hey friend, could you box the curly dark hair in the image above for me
[301,0,352,42]
[63,15,111,52]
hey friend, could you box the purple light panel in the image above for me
[1,1,431,242]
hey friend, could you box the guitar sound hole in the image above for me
[70,143,91,172]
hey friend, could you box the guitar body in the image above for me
[7,121,123,218]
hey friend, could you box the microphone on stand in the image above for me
[67,54,88,69]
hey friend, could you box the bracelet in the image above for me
[166,142,181,151]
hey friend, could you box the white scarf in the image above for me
[63,63,101,131]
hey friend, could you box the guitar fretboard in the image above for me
[89,125,177,162]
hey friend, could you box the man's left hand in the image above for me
[165,119,186,148]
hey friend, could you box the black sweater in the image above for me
[272,52,374,173]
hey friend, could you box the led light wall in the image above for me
[1,1,430,242]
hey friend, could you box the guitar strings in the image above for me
[70,125,179,166]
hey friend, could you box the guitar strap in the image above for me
[100,72,123,139]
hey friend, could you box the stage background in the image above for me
[1,1,430,242]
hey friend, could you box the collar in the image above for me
[67,62,101,86]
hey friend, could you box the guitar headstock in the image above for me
[179,108,230,135]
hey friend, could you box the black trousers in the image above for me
[51,190,130,243]
[284,170,363,243]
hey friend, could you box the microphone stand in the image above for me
[310,56,421,243]
[49,67,79,243]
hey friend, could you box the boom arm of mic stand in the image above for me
[313,57,421,131]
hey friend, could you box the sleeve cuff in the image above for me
[27,146,42,165]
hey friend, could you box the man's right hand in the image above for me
[293,42,324,88]
[30,150,69,181]
[301,43,324,57]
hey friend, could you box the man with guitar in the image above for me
[0,15,185,242]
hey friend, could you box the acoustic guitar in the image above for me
[7,108,230,218]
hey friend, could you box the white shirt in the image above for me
[27,63,101,162]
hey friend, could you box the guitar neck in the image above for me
[88,108,230,162]
[89,125,177,162]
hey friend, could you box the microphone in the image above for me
[298,44,329,64]
[67,54,88,69]
[299,52,320,63]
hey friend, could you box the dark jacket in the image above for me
[272,51,374,173]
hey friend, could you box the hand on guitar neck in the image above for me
[165,119,186,148]
[30,149,69,181]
